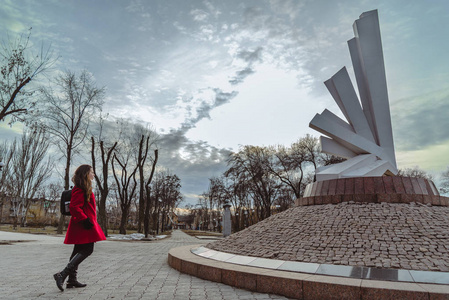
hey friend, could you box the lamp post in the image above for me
[222,200,231,237]
[244,209,248,228]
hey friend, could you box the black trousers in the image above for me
[70,243,94,260]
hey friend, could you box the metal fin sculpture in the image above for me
[310,10,398,181]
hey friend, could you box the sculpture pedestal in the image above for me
[296,176,448,207]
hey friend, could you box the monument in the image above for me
[301,9,440,205]
[169,10,449,299]
[310,10,396,181]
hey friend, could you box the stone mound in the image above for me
[207,202,449,272]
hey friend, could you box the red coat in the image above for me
[64,187,106,244]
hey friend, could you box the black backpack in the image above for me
[60,189,72,216]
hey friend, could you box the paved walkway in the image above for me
[0,230,290,300]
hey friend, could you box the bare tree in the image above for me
[226,145,280,221]
[46,182,63,216]
[39,69,104,233]
[2,129,54,227]
[111,151,138,234]
[150,170,182,234]
[440,167,449,195]
[268,144,304,199]
[0,141,12,194]
[0,29,57,123]
[398,166,434,181]
[144,149,158,238]
[91,136,117,236]
[133,124,158,233]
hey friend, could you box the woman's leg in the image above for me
[70,243,94,260]
[54,243,94,291]
[66,243,94,288]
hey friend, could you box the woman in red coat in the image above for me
[53,165,106,291]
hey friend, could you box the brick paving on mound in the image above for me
[207,202,449,272]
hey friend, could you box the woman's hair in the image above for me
[71,164,93,202]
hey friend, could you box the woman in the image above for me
[53,165,106,291]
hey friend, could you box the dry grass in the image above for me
[0,224,62,235]
[182,229,222,237]
[0,225,155,236]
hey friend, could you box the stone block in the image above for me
[425,180,438,196]
[322,180,330,196]
[400,193,417,204]
[413,194,424,204]
[382,176,394,194]
[362,194,377,203]
[235,271,257,291]
[373,177,385,194]
[308,197,315,205]
[361,286,428,300]
[364,177,375,194]
[354,177,364,195]
[417,178,429,195]
[361,281,428,300]
[328,179,338,195]
[221,270,236,286]
[197,264,222,283]
[257,275,303,299]
[316,181,324,196]
[402,177,414,194]
[299,198,308,206]
[302,276,361,300]
[321,195,332,205]
[343,194,354,202]
[377,193,388,203]
[431,196,441,206]
[331,195,342,204]
[353,193,365,203]
[423,194,432,205]
[336,179,345,194]
[410,177,423,194]
[181,260,198,276]
[392,176,405,194]
[438,196,448,207]
[389,193,401,203]
[345,178,355,195]
[168,254,181,271]
[310,182,318,197]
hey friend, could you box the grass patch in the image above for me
[0,224,62,235]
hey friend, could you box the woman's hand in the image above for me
[82,218,94,230]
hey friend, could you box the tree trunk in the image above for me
[137,166,144,233]
[98,192,108,236]
[119,206,128,235]
[58,146,72,234]
[144,187,151,238]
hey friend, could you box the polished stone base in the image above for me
[296,176,447,207]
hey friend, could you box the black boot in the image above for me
[53,253,87,291]
[66,266,87,288]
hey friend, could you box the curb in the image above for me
[168,244,449,299]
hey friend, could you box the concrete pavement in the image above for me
[0,230,290,300]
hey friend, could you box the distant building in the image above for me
[0,192,59,225]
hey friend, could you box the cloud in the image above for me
[180,88,239,131]
[156,127,231,204]
[229,47,263,85]
[391,88,449,151]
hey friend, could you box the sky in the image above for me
[1,0,449,204]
